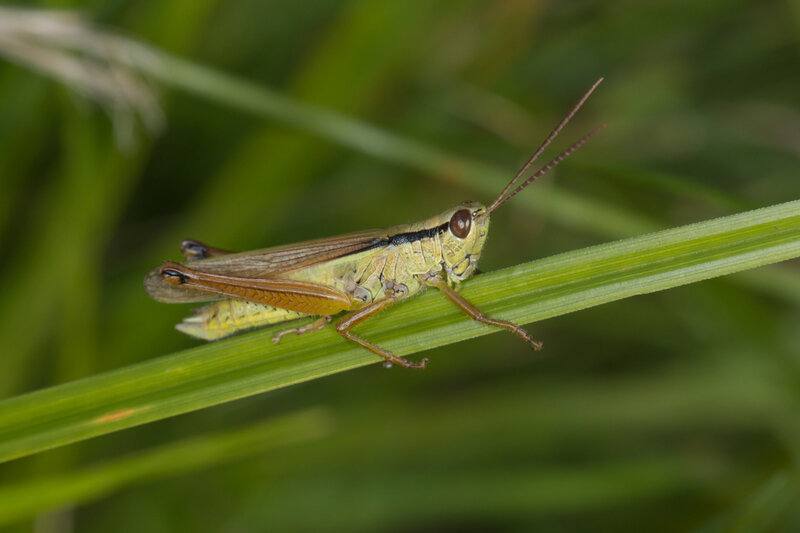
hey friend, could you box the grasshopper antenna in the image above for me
[488,124,606,213]
[487,77,604,214]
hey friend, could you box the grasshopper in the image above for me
[145,78,604,369]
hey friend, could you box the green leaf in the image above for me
[0,199,797,464]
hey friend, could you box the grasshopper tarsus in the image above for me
[506,322,542,350]
[403,357,429,370]
[383,357,429,370]
[494,321,543,352]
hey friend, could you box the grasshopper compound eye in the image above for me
[449,209,472,239]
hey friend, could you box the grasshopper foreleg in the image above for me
[272,315,332,344]
[336,297,429,370]
[423,275,542,351]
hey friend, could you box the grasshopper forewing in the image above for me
[145,78,605,369]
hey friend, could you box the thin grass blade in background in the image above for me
[0,408,332,525]
[0,6,654,238]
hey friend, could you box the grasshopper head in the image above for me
[439,202,489,282]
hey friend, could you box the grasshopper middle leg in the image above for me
[336,297,429,369]
[272,315,332,344]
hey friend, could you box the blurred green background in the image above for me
[1,0,799,531]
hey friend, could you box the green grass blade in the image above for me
[0,199,797,464]
[0,408,332,525]
[235,459,692,530]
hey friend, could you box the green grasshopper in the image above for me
[145,78,604,369]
